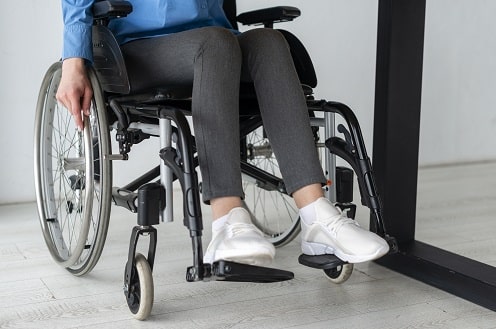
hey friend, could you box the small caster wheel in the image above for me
[323,263,353,284]
[125,253,154,320]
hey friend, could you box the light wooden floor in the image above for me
[416,161,496,267]
[1,163,496,328]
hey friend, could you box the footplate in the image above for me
[189,260,294,283]
[298,254,347,270]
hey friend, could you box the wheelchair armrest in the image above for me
[236,6,301,27]
[93,0,133,19]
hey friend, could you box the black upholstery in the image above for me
[277,30,317,88]
[223,0,238,30]
[236,6,301,26]
[223,0,317,88]
[93,0,132,19]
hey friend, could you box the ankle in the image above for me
[292,184,324,209]
[299,198,319,225]
[210,196,243,219]
[212,213,228,233]
[300,197,343,226]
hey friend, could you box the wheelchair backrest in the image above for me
[223,0,239,30]
[276,29,317,88]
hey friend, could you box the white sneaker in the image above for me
[301,198,389,263]
[204,207,276,266]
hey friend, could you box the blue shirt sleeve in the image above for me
[62,0,95,62]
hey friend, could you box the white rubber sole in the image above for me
[204,246,275,267]
[301,241,389,264]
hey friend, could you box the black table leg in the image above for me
[372,0,496,312]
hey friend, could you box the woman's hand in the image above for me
[56,58,93,131]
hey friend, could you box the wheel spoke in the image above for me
[242,127,299,246]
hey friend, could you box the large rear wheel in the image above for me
[34,62,112,275]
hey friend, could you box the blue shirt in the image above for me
[62,0,235,62]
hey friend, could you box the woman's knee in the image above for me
[199,26,242,60]
[239,28,289,55]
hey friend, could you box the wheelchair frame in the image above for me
[34,1,397,320]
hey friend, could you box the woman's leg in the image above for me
[122,27,244,208]
[237,29,326,198]
[121,27,275,265]
[238,28,389,263]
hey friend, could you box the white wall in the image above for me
[1,0,495,204]
[420,0,496,165]
[0,1,62,204]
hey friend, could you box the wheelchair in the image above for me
[34,0,397,320]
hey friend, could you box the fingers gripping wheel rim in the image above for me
[34,62,112,275]
[323,263,353,284]
[241,126,301,247]
[126,253,154,320]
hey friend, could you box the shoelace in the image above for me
[226,223,262,237]
[319,214,359,235]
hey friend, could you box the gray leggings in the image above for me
[121,26,325,203]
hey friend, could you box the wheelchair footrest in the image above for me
[298,254,347,270]
[209,260,294,283]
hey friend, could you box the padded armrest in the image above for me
[93,0,133,19]
[237,6,301,26]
